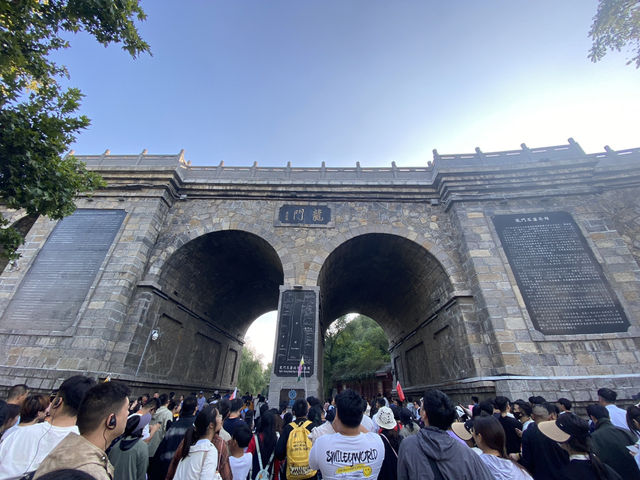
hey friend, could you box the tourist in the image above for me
[0,404,20,439]
[108,415,149,480]
[33,381,131,480]
[538,413,621,479]
[597,388,629,431]
[586,404,640,479]
[3,384,29,436]
[196,391,206,412]
[17,395,50,428]
[223,398,245,437]
[557,398,572,415]
[374,406,399,480]
[247,411,280,479]
[229,423,253,480]
[399,407,419,440]
[309,389,383,479]
[396,389,493,479]
[359,399,377,433]
[472,415,533,480]
[212,412,233,480]
[494,396,523,455]
[217,398,232,442]
[148,393,174,458]
[513,400,534,434]
[275,398,318,479]
[149,395,198,480]
[519,403,569,478]
[627,406,640,471]
[172,405,220,480]
[0,375,96,479]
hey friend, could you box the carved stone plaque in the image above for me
[278,205,330,225]
[274,289,316,377]
[1,209,126,333]
[493,212,629,335]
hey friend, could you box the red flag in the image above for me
[396,381,405,402]
[229,387,237,400]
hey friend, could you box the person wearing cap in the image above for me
[519,403,569,479]
[586,404,640,479]
[538,413,622,480]
[451,419,482,455]
[597,388,629,431]
[197,391,206,412]
[374,406,399,480]
[397,389,493,480]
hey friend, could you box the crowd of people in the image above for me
[0,378,639,480]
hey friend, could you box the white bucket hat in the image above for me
[374,406,397,430]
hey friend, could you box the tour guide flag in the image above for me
[396,381,405,402]
[229,387,237,400]
[297,356,305,382]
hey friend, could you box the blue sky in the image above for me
[56,0,639,168]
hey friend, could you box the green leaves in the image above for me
[589,0,640,68]
[0,0,149,259]
[323,315,390,395]
[237,347,270,396]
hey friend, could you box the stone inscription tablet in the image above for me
[278,205,330,225]
[493,212,629,335]
[274,289,315,377]
[1,209,126,333]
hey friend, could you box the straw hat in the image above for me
[451,419,473,441]
[538,413,588,443]
[374,406,397,430]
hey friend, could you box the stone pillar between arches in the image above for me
[268,285,322,408]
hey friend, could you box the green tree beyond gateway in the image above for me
[323,315,390,397]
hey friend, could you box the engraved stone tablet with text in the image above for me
[1,209,126,333]
[493,212,629,335]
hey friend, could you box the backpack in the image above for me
[285,420,316,480]
[254,434,275,480]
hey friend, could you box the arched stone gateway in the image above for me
[317,233,480,387]
[1,141,640,407]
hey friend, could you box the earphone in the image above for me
[107,414,117,429]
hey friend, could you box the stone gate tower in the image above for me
[1,140,639,407]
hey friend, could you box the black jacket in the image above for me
[591,418,640,480]
[520,422,569,480]
[148,415,196,480]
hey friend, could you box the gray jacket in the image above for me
[397,426,494,480]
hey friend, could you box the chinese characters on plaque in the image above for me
[278,205,331,225]
[274,290,316,377]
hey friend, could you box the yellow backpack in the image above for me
[285,420,317,480]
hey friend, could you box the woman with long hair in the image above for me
[173,405,220,480]
[472,415,532,480]
[539,413,622,480]
[247,411,281,479]
[373,406,399,480]
[398,407,419,441]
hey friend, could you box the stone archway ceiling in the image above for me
[318,233,452,344]
[158,230,283,337]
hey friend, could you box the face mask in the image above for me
[513,411,522,420]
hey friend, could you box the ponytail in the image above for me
[179,405,217,460]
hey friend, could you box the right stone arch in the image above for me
[317,233,485,393]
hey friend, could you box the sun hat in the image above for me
[451,419,473,441]
[374,406,397,430]
[538,413,589,443]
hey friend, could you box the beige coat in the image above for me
[34,432,114,480]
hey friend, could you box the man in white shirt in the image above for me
[309,389,384,480]
[0,375,96,480]
[598,387,630,431]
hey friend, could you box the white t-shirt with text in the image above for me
[309,432,384,479]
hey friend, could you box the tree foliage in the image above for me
[0,0,151,260]
[237,347,270,396]
[589,0,640,68]
[323,315,390,396]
